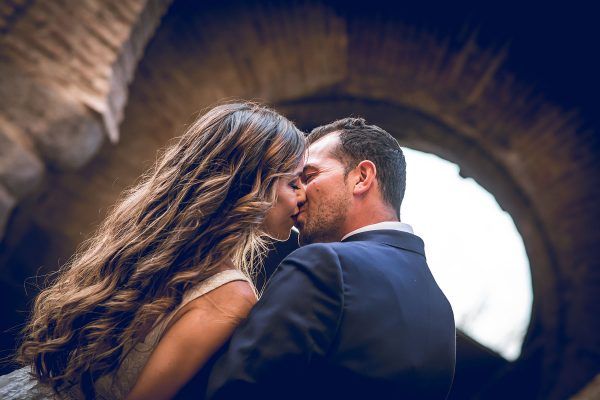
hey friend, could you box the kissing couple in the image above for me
[0,102,456,399]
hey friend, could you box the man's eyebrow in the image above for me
[302,164,318,172]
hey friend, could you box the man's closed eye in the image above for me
[301,172,318,184]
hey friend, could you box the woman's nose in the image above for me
[296,183,306,206]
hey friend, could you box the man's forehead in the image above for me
[306,133,340,164]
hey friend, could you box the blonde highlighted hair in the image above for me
[17,102,305,397]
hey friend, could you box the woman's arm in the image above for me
[126,280,257,400]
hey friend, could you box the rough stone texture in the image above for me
[0,63,105,170]
[1,0,171,141]
[0,0,172,241]
[0,115,44,199]
[0,0,29,34]
[0,183,15,238]
[0,0,598,399]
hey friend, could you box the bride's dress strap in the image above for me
[181,269,256,306]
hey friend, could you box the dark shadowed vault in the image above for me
[0,1,598,399]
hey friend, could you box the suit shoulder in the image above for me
[279,243,344,284]
[285,242,342,264]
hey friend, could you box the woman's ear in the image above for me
[352,160,377,196]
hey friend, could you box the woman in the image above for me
[0,102,306,399]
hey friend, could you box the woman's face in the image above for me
[262,162,305,241]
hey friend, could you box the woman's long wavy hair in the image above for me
[16,102,305,397]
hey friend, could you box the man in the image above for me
[206,118,456,399]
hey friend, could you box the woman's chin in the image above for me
[273,229,292,242]
[261,219,294,242]
[263,227,292,242]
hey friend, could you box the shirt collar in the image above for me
[341,221,414,241]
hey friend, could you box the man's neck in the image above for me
[341,209,399,239]
[341,220,413,241]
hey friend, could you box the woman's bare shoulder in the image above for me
[127,280,257,400]
[165,277,257,334]
[186,279,257,319]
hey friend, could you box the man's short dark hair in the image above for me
[308,117,406,216]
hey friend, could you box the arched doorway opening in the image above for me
[402,147,532,360]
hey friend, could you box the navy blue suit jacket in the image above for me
[206,230,456,399]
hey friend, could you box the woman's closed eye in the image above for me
[289,178,301,190]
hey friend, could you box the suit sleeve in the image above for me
[206,244,344,399]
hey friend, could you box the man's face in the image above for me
[294,133,352,246]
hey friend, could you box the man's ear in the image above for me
[352,160,377,196]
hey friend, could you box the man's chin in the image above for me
[297,229,327,247]
[298,238,311,247]
[299,228,345,246]
[296,229,312,247]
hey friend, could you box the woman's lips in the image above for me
[293,210,304,224]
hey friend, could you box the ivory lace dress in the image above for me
[0,269,253,399]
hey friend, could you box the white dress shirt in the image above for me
[341,221,414,241]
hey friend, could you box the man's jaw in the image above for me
[297,224,344,246]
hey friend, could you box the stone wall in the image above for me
[0,0,171,237]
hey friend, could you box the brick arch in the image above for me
[0,0,173,236]
[1,0,597,398]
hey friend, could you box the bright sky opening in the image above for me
[401,148,533,360]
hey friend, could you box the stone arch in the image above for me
[0,0,172,236]
[1,1,598,398]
